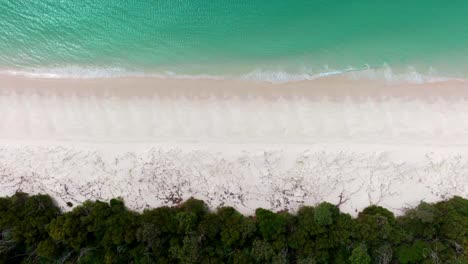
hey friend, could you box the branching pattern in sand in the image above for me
[0,146,466,215]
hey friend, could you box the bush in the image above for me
[349,243,371,264]
[0,193,466,263]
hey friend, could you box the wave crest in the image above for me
[0,65,462,84]
[241,65,459,84]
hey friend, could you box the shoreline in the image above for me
[1,74,468,144]
[2,73,468,100]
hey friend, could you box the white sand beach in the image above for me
[0,74,467,215]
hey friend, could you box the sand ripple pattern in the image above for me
[1,93,468,144]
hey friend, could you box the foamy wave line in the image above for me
[347,65,459,84]
[241,65,461,84]
[0,67,221,80]
[0,65,463,84]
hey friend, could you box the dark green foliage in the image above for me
[396,240,429,263]
[0,193,58,263]
[397,196,468,263]
[216,207,255,248]
[0,193,467,263]
[288,204,354,263]
[255,209,289,243]
[314,202,338,226]
[349,243,371,264]
[137,206,178,262]
[355,204,403,261]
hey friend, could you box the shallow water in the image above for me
[1,0,468,80]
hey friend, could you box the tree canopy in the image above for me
[0,193,466,263]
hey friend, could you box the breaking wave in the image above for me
[0,65,463,84]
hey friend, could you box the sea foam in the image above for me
[0,65,462,84]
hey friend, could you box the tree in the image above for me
[349,243,371,264]
[398,202,438,240]
[396,240,430,263]
[0,193,59,262]
[137,206,179,262]
[251,239,276,263]
[0,192,466,263]
[169,234,201,263]
[288,206,316,259]
[255,209,290,246]
[356,205,401,260]
[433,196,468,263]
[217,207,255,248]
[100,200,141,263]
[179,198,208,221]
[314,202,338,226]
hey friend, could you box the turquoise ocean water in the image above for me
[1,0,468,81]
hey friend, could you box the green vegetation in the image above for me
[0,193,466,263]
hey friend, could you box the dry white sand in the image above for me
[0,74,467,215]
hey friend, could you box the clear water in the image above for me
[1,0,468,79]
